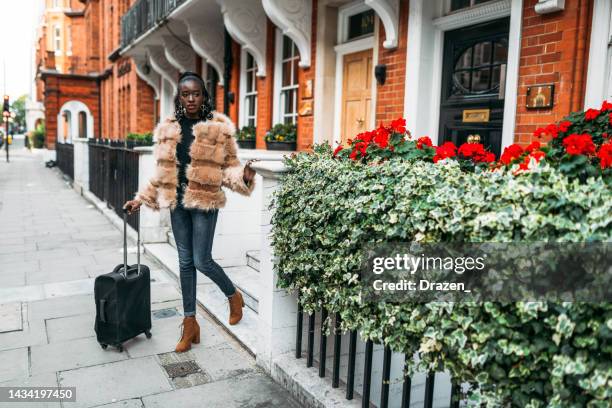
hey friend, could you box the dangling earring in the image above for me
[180,104,187,117]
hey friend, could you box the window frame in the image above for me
[239,49,258,128]
[54,25,62,55]
[273,30,300,125]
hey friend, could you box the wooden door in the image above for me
[341,49,372,145]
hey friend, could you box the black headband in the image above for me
[179,72,203,83]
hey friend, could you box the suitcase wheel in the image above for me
[117,345,124,353]
[145,330,152,339]
[100,344,108,350]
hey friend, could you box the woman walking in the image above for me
[123,71,256,353]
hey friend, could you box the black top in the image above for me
[176,116,201,207]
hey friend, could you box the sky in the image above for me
[0,0,44,101]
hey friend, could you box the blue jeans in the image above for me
[170,205,236,317]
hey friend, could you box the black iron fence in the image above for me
[88,140,140,230]
[296,304,464,408]
[56,142,74,180]
[121,0,186,48]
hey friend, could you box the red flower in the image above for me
[374,126,390,148]
[562,133,596,156]
[332,145,343,157]
[525,141,541,153]
[584,108,601,121]
[390,118,406,134]
[596,143,612,169]
[433,142,457,163]
[609,113,612,127]
[457,143,494,162]
[533,123,559,139]
[600,100,612,111]
[558,120,571,133]
[356,130,375,144]
[416,136,433,150]
[500,144,524,165]
[515,150,545,173]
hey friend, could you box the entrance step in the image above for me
[224,265,260,313]
[143,242,259,355]
[246,250,260,272]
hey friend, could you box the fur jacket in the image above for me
[133,111,255,211]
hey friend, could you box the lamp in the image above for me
[374,64,386,85]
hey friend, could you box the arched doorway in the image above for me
[57,100,94,143]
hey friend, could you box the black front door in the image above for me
[439,18,510,157]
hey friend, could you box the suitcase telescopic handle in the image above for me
[122,207,141,278]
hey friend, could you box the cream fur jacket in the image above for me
[134,111,255,211]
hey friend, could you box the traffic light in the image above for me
[3,95,9,113]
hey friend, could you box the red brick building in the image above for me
[35,0,155,149]
[35,0,612,157]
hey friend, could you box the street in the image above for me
[0,145,301,408]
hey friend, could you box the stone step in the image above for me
[167,230,259,272]
[143,242,259,355]
[246,250,260,272]
[162,234,259,313]
[223,265,260,313]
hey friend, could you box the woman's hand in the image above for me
[243,159,258,185]
[123,199,142,215]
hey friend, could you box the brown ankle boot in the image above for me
[175,316,200,353]
[228,290,245,325]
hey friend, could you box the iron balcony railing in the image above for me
[121,0,187,48]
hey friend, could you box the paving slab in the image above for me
[190,342,256,382]
[90,399,144,408]
[0,347,29,383]
[125,315,228,359]
[28,294,96,322]
[58,357,173,408]
[28,264,89,285]
[30,336,128,376]
[141,371,301,408]
[0,371,61,408]
[45,313,96,343]
[0,302,23,333]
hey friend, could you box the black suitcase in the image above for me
[94,208,152,352]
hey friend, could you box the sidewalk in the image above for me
[0,147,302,408]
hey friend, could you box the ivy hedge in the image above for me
[270,145,612,407]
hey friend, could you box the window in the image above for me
[243,52,258,127]
[66,26,72,55]
[279,35,299,124]
[78,111,87,138]
[52,0,61,8]
[205,64,218,111]
[451,38,508,96]
[451,0,493,12]
[54,25,61,54]
[62,111,70,142]
[347,9,375,40]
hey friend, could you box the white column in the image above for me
[134,146,170,243]
[584,0,612,109]
[252,161,296,373]
[72,137,89,195]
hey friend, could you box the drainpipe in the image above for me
[223,28,233,116]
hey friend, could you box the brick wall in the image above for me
[514,0,592,146]
[255,18,277,149]
[295,0,318,151]
[41,74,100,149]
[374,0,409,124]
